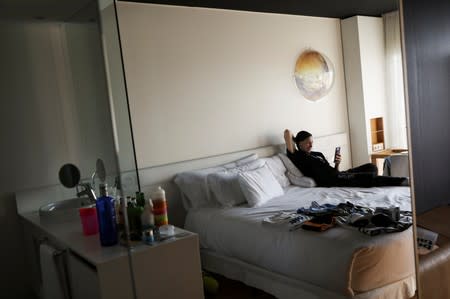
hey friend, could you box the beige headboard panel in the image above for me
[139,132,350,227]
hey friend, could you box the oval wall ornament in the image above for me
[294,49,335,101]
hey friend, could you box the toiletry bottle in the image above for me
[126,196,135,238]
[127,195,143,241]
[136,192,145,207]
[96,184,118,246]
[141,229,154,245]
[115,196,121,225]
[117,197,125,231]
[141,197,155,230]
[152,186,168,226]
[140,192,146,206]
[119,197,130,245]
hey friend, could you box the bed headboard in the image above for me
[137,132,350,227]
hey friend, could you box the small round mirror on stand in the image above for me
[58,163,81,188]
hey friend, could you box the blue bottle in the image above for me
[96,184,118,246]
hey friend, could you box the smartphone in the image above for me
[334,146,341,162]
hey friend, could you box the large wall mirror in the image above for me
[1,0,125,213]
[1,0,141,212]
[109,0,424,298]
[97,0,140,197]
[1,0,140,298]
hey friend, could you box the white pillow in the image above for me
[207,172,246,207]
[222,153,258,169]
[231,158,265,172]
[173,154,259,209]
[261,155,290,188]
[278,153,317,188]
[174,166,225,209]
[288,175,316,188]
[238,164,284,207]
[208,159,265,207]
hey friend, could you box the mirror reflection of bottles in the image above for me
[141,197,154,229]
[96,183,118,246]
[152,186,169,227]
[141,199,155,244]
[123,192,152,242]
[116,189,167,244]
[117,197,131,246]
[126,195,142,241]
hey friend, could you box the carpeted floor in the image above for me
[204,273,276,299]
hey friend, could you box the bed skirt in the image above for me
[201,249,416,299]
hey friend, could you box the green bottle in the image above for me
[136,192,145,207]
[127,195,144,241]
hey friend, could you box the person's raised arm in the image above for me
[284,129,295,154]
[334,153,341,170]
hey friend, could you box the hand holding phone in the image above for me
[334,146,341,163]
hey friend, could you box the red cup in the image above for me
[79,207,99,236]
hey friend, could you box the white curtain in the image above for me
[383,11,408,149]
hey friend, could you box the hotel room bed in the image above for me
[185,186,416,299]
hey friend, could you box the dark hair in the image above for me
[294,131,312,143]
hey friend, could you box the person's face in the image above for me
[298,136,313,153]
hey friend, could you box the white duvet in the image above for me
[185,186,413,295]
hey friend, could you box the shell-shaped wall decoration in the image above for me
[294,49,335,101]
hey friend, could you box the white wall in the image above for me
[116,2,350,170]
[358,17,389,149]
[0,20,117,297]
[384,11,407,150]
[63,23,119,179]
[341,16,388,167]
[341,17,369,167]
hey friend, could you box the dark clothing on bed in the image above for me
[345,163,378,174]
[287,150,407,187]
[297,201,412,236]
[287,150,338,186]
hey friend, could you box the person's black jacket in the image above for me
[287,150,338,187]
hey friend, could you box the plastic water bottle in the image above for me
[152,186,168,227]
[96,184,118,246]
[141,197,154,229]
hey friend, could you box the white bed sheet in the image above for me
[185,186,413,295]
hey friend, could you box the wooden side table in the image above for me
[130,227,204,299]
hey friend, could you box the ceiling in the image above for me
[0,0,98,22]
[0,0,398,22]
[121,0,399,18]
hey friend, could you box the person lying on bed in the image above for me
[283,129,408,187]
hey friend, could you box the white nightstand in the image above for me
[128,227,204,299]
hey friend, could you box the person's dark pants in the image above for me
[345,163,378,175]
[335,172,407,187]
